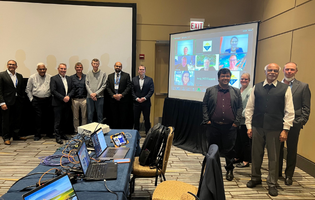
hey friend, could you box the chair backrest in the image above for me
[197,144,225,200]
[161,127,174,174]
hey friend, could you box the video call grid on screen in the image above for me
[169,22,259,102]
[0,0,136,77]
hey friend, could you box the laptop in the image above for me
[77,141,117,181]
[91,128,129,160]
[22,174,78,200]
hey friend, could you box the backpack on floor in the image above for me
[139,123,170,168]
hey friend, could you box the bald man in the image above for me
[245,63,294,196]
[106,62,132,129]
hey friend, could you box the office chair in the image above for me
[152,144,225,200]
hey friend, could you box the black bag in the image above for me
[139,123,170,167]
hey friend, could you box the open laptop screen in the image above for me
[23,174,78,200]
[91,129,107,157]
[77,142,91,175]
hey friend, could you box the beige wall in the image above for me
[251,0,315,162]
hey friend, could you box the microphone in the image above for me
[93,118,107,134]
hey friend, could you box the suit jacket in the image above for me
[0,70,24,106]
[132,76,154,105]
[106,71,132,102]
[291,79,311,128]
[50,74,75,106]
[202,85,242,126]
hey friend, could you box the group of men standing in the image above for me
[203,62,310,196]
[0,59,154,145]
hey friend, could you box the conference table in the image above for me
[1,129,141,200]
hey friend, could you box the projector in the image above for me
[78,122,111,136]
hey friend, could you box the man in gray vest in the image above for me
[278,62,311,185]
[245,63,295,196]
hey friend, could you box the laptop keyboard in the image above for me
[88,163,107,178]
[105,148,118,157]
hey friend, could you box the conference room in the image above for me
[0,0,315,199]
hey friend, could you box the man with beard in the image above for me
[245,63,294,196]
[106,62,132,129]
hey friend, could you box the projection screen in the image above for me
[0,0,136,77]
[168,22,259,102]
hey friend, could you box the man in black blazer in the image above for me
[132,65,154,134]
[202,68,242,181]
[50,63,75,144]
[279,62,311,185]
[106,62,132,129]
[0,60,26,145]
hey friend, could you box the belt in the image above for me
[34,96,49,99]
[213,121,231,125]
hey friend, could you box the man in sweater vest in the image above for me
[245,63,295,196]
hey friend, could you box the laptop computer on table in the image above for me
[91,128,129,160]
[77,141,117,181]
[22,174,78,200]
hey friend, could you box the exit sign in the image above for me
[190,22,203,30]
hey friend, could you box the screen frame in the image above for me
[0,0,137,77]
[168,21,260,102]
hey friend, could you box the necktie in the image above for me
[115,73,120,94]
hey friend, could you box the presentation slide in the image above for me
[169,22,259,101]
[0,0,136,77]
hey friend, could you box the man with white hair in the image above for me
[26,63,53,141]
[278,62,311,185]
[245,63,294,196]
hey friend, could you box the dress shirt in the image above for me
[26,73,51,101]
[7,69,17,88]
[71,73,87,98]
[281,78,294,88]
[211,86,234,124]
[59,74,68,95]
[245,79,295,130]
[139,75,145,90]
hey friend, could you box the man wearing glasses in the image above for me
[26,63,53,141]
[0,60,26,145]
[245,63,295,196]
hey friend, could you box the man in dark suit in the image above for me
[279,62,311,185]
[132,65,154,134]
[0,60,26,145]
[202,68,242,181]
[106,62,132,129]
[50,63,74,144]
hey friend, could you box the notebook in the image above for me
[91,128,129,160]
[22,174,78,200]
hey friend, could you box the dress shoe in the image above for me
[285,177,293,185]
[60,135,70,140]
[246,180,262,188]
[268,186,278,196]
[13,137,27,141]
[4,140,11,145]
[34,136,41,141]
[56,138,63,144]
[236,162,249,168]
[226,170,234,181]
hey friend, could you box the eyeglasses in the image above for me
[115,65,122,68]
[241,78,248,81]
[8,64,16,66]
[267,69,279,73]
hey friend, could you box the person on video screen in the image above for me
[176,57,189,71]
[225,36,243,54]
[200,57,216,71]
[184,47,189,55]
[182,71,193,86]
